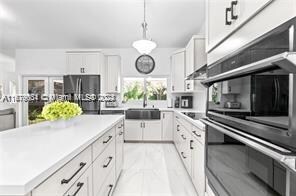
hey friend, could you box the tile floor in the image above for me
[113,143,198,196]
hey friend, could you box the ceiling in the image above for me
[0,0,205,49]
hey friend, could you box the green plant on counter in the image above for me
[41,101,82,121]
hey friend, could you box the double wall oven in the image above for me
[201,17,296,196]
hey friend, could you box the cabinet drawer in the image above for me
[32,147,92,196]
[93,138,115,196]
[95,166,116,196]
[92,128,115,161]
[192,126,205,145]
[64,166,93,196]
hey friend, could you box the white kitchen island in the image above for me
[0,115,124,196]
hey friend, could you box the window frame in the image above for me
[122,76,169,103]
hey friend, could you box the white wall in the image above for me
[15,48,177,76]
[0,50,17,110]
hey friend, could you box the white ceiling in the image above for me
[0,0,205,49]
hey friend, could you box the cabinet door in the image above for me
[161,112,173,141]
[124,120,142,141]
[64,167,93,196]
[106,56,120,93]
[191,138,205,196]
[207,0,234,51]
[171,51,185,92]
[116,123,124,179]
[143,120,162,141]
[95,167,116,196]
[235,0,273,31]
[185,80,194,92]
[185,40,195,77]
[67,53,84,74]
[180,128,192,173]
[84,53,100,74]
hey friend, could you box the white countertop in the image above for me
[0,115,124,196]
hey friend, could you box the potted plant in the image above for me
[41,101,82,128]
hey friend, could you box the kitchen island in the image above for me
[0,115,124,196]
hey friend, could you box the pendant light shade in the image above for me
[132,39,157,54]
[132,0,157,54]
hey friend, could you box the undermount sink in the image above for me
[125,108,160,120]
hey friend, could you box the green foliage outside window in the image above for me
[123,80,144,102]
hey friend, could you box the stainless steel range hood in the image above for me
[201,52,296,87]
[186,64,207,80]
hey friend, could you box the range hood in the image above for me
[201,52,296,87]
[186,64,207,80]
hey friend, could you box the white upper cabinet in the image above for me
[171,49,185,92]
[185,37,207,77]
[66,52,104,75]
[206,0,273,52]
[106,55,121,93]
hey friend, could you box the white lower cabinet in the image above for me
[173,114,206,196]
[32,120,124,196]
[161,111,173,141]
[142,121,162,141]
[64,166,93,196]
[115,122,124,180]
[124,120,161,141]
[191,137,205,196]
[96,167,116,196]
[124,120,143,141]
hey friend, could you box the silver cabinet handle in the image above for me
[190,140,194,150]
[103,156,113,168]
[225,7,232,25]
[181,134,186,140]
[61,162,86,184]
[181,152,186,159]
[103,136,112,144]
[107,184,114,196]
[67,182,84,196]
[193,131,201,137]
[177,125,180,131]
[231,0,238,20]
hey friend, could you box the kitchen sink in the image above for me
[125,108,160,120]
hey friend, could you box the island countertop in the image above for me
[0,115,124,196]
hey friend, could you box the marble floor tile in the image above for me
[112,143,198,196]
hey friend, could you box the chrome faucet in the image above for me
[143,93,147,108]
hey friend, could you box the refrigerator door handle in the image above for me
[79,78,82,106]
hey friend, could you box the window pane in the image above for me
[123,78,144,102]
[146,78,167,100]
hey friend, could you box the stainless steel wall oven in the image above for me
[201,17,296,196]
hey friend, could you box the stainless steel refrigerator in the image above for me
[63,75,101,114]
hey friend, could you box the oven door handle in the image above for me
[200,118,296,173]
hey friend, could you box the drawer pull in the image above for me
[181,152,186,159]
[193,131,201,137]
[181,134,186,140]
[177,125,180,131]
[103,156,113,168]
[103,136,113,144]
[107,184,114,196]
[119,131,124,136]
[190,140,194,150]
[67,182,84,196]
[61,162,86,184]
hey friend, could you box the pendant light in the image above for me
[132,0,157,54]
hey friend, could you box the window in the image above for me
[146,78,167,100]
[123,78,145,102]
[123,77,167,102]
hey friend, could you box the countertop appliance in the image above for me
[174,97,180,108]
[181,96,193,108]
[105,101,119,108]
[64,75,101,114]
[224,101,241,109]
[201,17,296,196]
